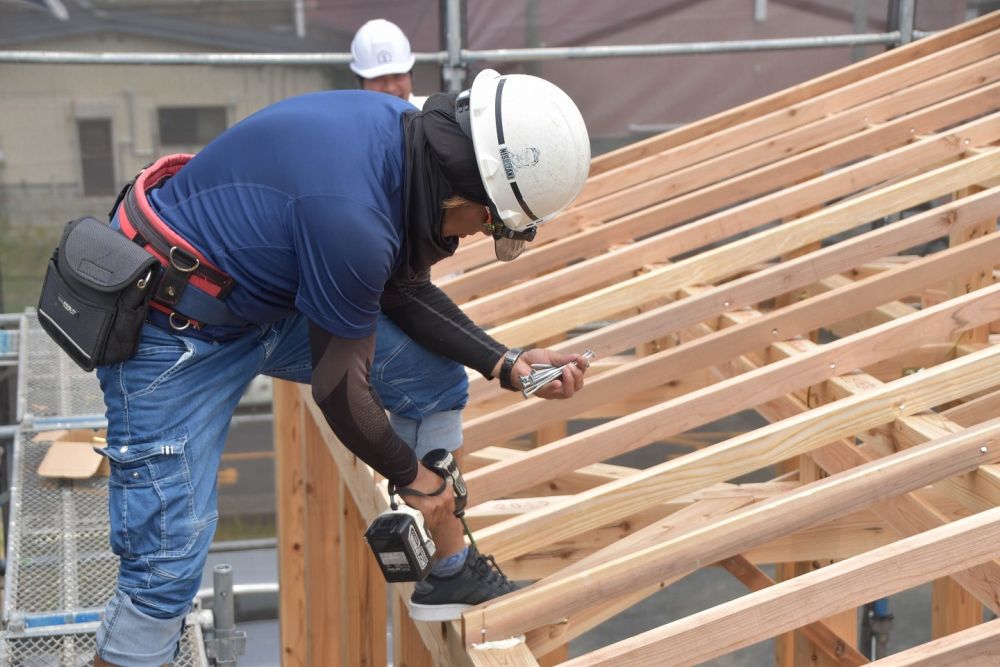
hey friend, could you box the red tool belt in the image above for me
[113,154,238,331]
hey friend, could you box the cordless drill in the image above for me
[364,449,468,583]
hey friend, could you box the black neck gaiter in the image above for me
[400,93,489,280]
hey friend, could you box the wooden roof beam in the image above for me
[464,184,1000,407]
[465,281,1000,508]
[588,10,1000,174]
[441,80,1000,293]
[713,331,1000,616]
[579,35,1000,205]
[460,119,1000,327]
[462,227,1000,446]
[559,504,1000,666]
[481,141,1000,343]
[436,29,1000,277]
[719,555,869,666]
[785,344,1000,518]
[466,416,1000,645]
[522,496,753,657]
[867,617,1000,666]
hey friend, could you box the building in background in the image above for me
[0,0,353,228]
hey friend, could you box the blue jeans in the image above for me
[371,313,469,457]
[93,313,468,665]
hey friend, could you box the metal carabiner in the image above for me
[168,312,191,331]
[169,246,200,273]
[136,268,153,289]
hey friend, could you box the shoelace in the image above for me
[474,552,514,590]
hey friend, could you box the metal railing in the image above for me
[0,0,921,93]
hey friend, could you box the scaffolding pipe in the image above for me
[443,0,465,92]
[898,0,916,44]
[0,51,445,65]
[462,32,901,61]
[203,564,247,666]
[0,31,907,67]
[209,538,277,553]
[754,0,767,22]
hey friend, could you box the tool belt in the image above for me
[112,154,245,332]
[38,155,248,371]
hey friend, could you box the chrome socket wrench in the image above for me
[518,349,595,398]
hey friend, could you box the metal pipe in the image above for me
[15,313,27,424]
[293,0,305,40]
[0,51,446,65]
[463,33,901,62]
[442,0,465,93]
[1,431,21,625]
[25,410,269,432]
[897,0,916,44]
[754,0,767,22]
[213,564,236,631]
[0,32,902,68]
[209,537,277,553]
[204,564,247,665]
[196,581,279,601]
[853,0,869,62]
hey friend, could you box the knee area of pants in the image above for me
[119,562,201,619]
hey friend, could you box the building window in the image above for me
[158,106,227,146]
[77,118,114,197]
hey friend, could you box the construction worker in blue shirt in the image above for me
[91,68,591,667]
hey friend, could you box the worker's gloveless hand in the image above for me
[516,348,589,399]
[402,463,457,530]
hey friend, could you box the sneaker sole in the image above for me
[407,601,473,622]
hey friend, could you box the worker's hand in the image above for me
[401,463,456,530]
[515,348,589,399]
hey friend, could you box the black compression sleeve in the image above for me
[381,279,506,379]
[307,322,418,487]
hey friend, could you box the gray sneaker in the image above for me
[408,546,519,621]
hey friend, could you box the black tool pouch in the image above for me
[37,216,160,372]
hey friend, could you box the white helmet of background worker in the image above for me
[350,19,415,79]
[455,68,591,260]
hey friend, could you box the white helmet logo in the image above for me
[511,147,540,169]
[377,49,393,64]
[499,146,540,182]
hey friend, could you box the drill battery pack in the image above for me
[364,507,436,583]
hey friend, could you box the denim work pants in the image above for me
[93,312,469,664]
[371,313,469,457]
[94,315,312,666]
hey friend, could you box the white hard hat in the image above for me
[350,19,415,79]
[456,69,590,260]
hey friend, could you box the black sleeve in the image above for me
[380,270,506,379]
[307,321,418,487]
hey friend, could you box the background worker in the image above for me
[91,69,591,666]
[350,18,471,471]
[350,18,428,107]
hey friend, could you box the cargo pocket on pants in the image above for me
[99,435,197,559]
